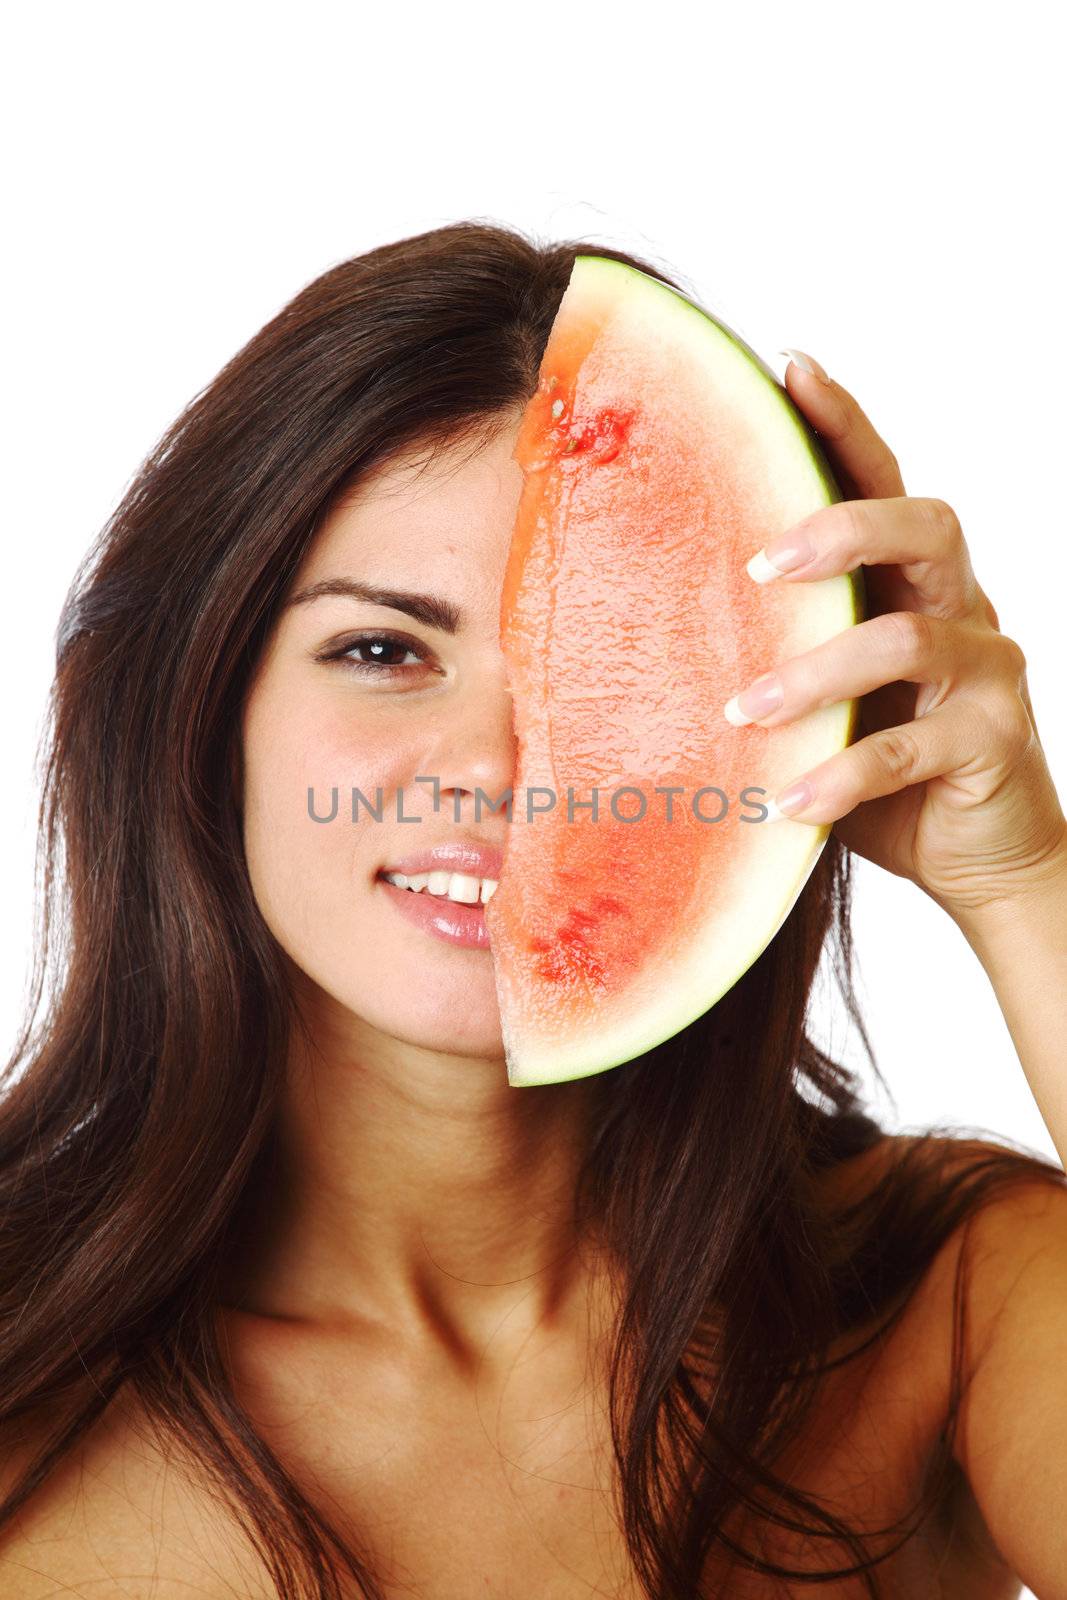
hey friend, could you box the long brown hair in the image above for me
[1,219,1061,1597]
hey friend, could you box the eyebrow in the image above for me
[284,578,462,635]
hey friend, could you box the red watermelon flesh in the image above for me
[484,256,863,1087]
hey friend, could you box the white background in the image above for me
[3,6,1063,1595]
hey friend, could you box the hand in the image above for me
[723,349,1067,920]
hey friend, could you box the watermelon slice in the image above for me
[484,255,864,1087]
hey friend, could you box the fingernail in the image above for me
[746,529,815,582]
[723,673,783,726]
[779,348,831,386]
[765,779,814,822]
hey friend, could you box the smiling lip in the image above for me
[376,841,505,881]
[374,841,504,952]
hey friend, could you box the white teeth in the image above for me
[442,872,480,903]
[383,869,499,906]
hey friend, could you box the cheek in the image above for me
[240,690,411,953]
[238,679,506,1059]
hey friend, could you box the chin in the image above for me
[288,955,507,1063]
[363,995,508,1064]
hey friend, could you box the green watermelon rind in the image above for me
[502,255,868,1087]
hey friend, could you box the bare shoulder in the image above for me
[0,1382,275,1599]
[941,1145,1067,1598]
[831,1128,1067,1323]
[852,1130,1067,1598]
[817,1126,1061,1219]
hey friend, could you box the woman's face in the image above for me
[239,414,523,1060]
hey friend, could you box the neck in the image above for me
[221,986,616,1376]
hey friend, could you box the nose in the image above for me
[421,657,518,826]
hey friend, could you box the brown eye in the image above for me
[318,631,431,677]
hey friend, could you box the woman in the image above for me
[0,220,1065,1600]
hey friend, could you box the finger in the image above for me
[781,352,906,501]
[723,611,1020,730]
[762,692,1033,827]
[747,495,985,622]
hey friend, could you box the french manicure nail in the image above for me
[779,348,831,385]
[723,673,783,726]
[765,779,814,822]
[746,529,815,582]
